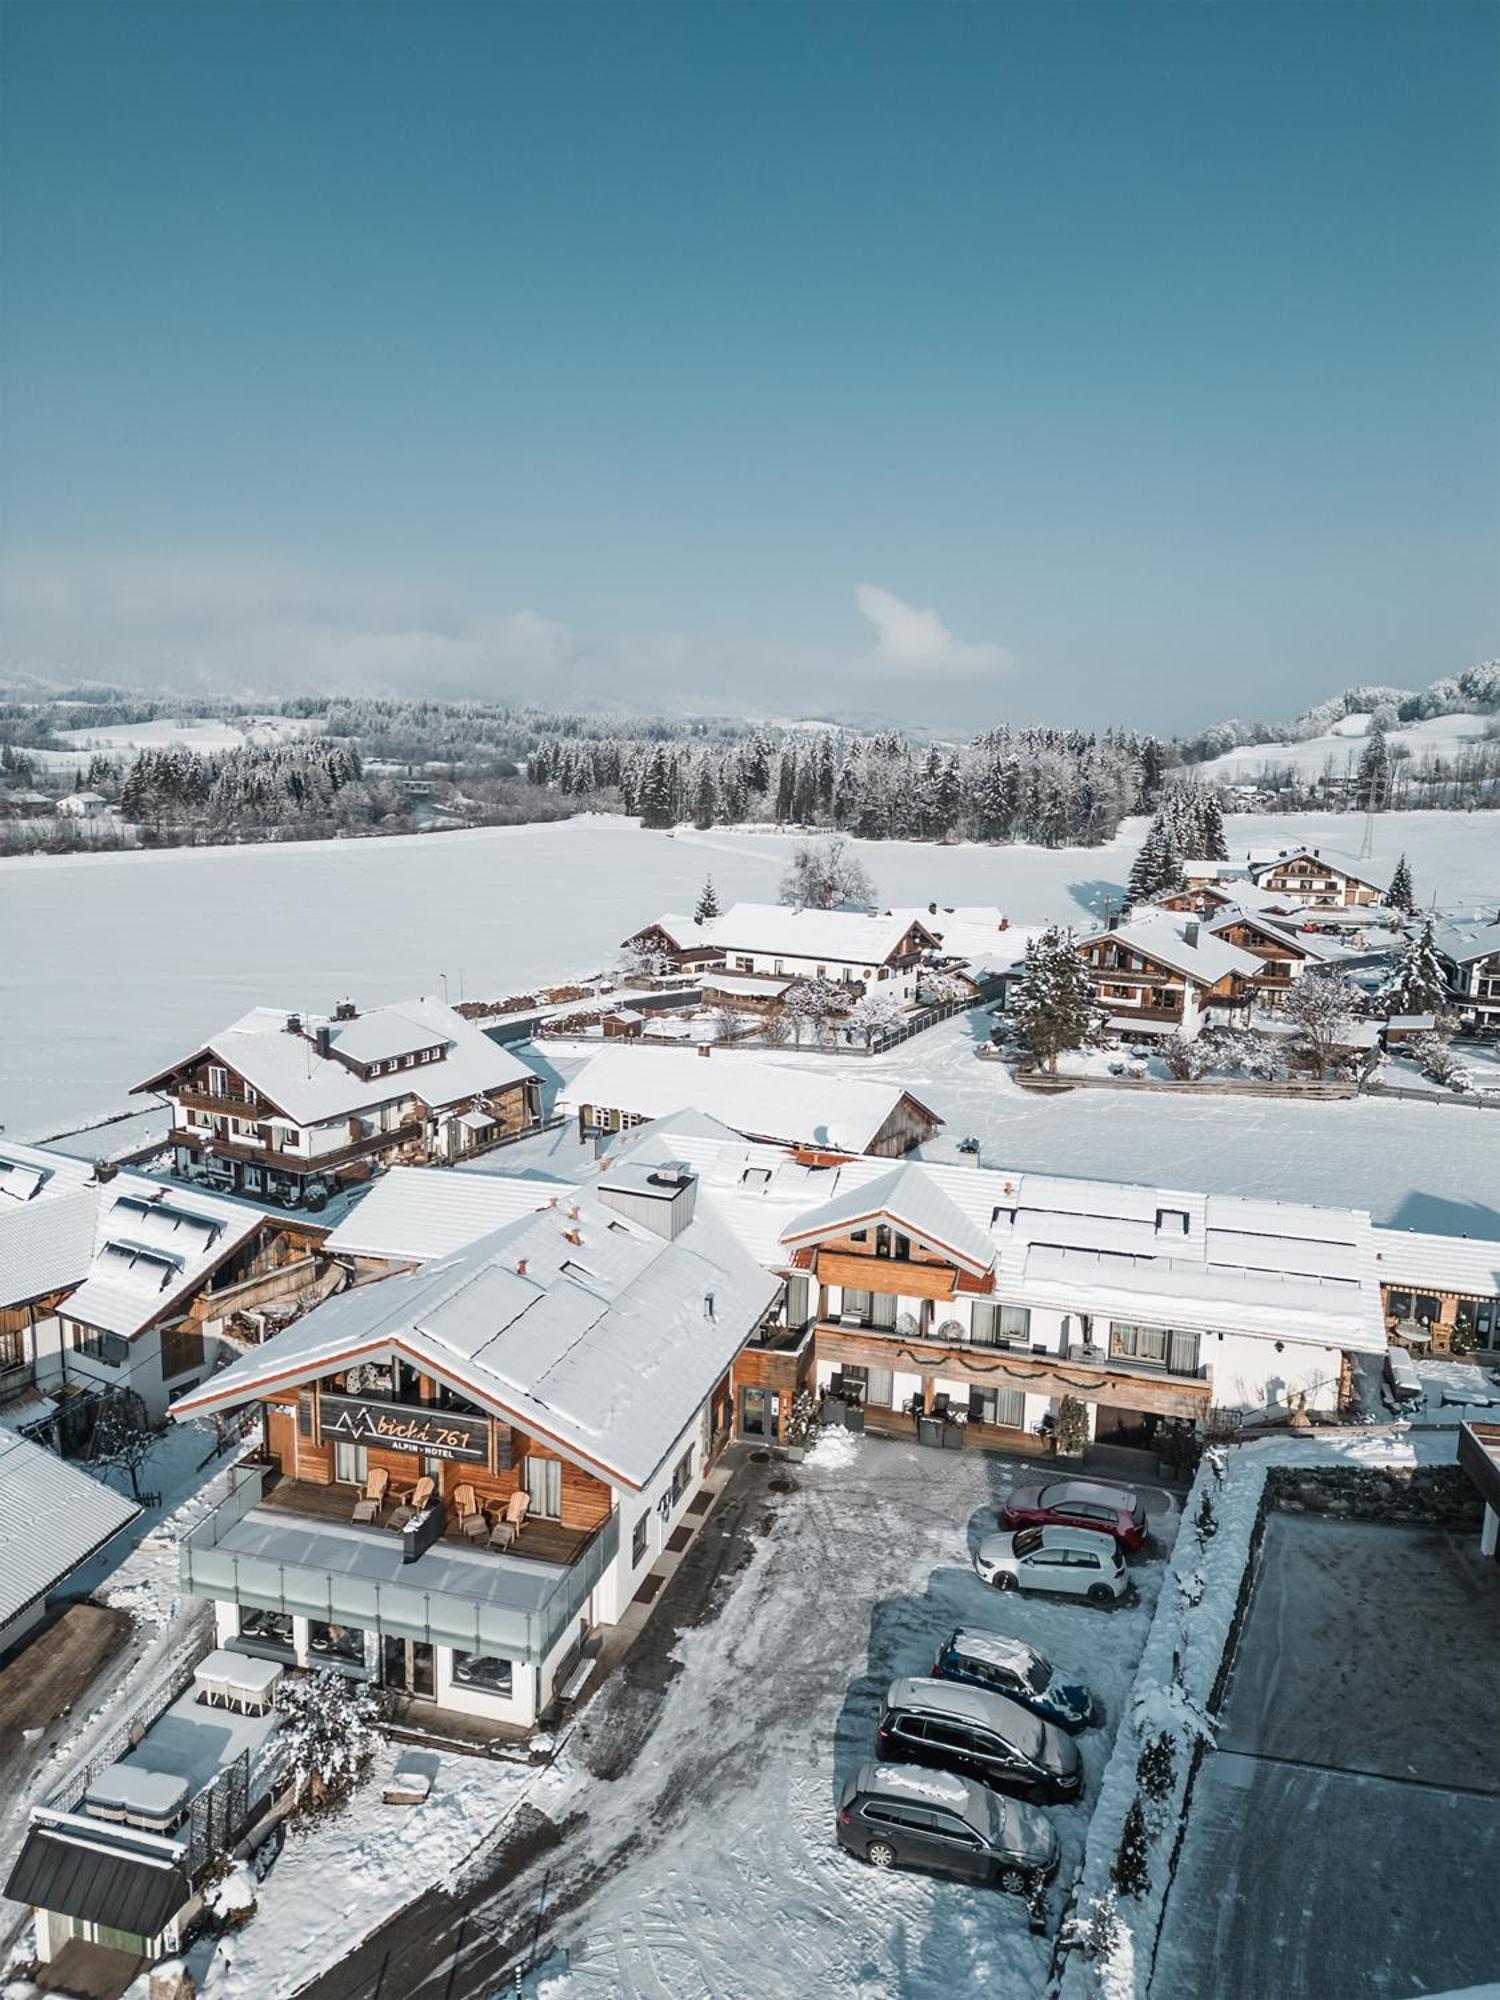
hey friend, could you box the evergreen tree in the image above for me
[1124,821,1184,908]
[1376,917,1448,1017]
[638,747,676,829]
[1386,853,1415,914]
[1110,1796,1152,1897]
[694,875,721,922]
[1197,792,1229,860]
[1356,721,1392,811]
[1011,927,1102,1074]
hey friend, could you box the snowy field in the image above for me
[1194,711,1495,786]
[25,715,314,770]
[4,808,1498,1142]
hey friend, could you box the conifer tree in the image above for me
[1356,721,1392,811]
[694,875,721,922]
[1197,792,1229,860]
[1011,927,1102,1074]
[1376,916,1448,1017]
[1386,854,1415,915]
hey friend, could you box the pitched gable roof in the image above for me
[778,1161,997,1276]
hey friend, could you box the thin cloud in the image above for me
[854,582,1010,674]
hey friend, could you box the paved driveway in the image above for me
[1152,1513,1500,2000]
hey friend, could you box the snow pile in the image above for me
[206,1863,257,1922]
[803,1424,860,1470]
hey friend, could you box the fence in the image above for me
[1362,1080,1500,1111]
[1012,1071,1359,1101]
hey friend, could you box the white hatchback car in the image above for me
[975,1524,1128,1605]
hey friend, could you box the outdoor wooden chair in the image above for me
[410,1475,436,1513]
[453,1482,487,1540]
[504,1490,530,1538]
[351,1466,389,1523]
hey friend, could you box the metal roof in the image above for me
[5,1826,190,1937]
[0,1432,140,1629]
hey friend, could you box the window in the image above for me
[244,1165,262,1192]
[334,1441,369,1486]
[632,1514,649,1568]
[969,1386,1026,1429]
[69,1324,129,1368]
[671,1448,694,1504]
[524,1455,562,1519]
[207,1065,228,1097]
[282,1128,301,1150]
[1415,1295,1441,1326]
[160,1323,204,1381]
[971,1303,1029,1348]
[1109,1321,1169,1367]
[451,1651,513,1696]
[1155,1208,1190,1236]
[841,1289,872,1322]
[1386,1290,1413,1319]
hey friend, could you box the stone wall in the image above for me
[1266,1460,1481,1528]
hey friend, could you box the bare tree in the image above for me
[88,1387,159,1503]
[778,836,876,911]
[1284,969,1362,1075]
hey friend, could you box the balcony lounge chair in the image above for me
[388,1473,436,1531]
[351,1467,389,1524]
[488,1489,530,1549]
[453,1482,487,1540]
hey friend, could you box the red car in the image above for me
[1000,1479,1149,1554]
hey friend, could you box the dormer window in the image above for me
[1156,1207,1190,1236]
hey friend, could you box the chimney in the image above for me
[314,1024,333,1059]
[285,1012,302,1035]
[516,1258,528,1277]
[699,1043,711,1058]
[1106,911,1121,932]
[1184,921,1200,947]
[334,999,358,1022]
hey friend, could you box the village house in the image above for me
[1373,1225,1500,1357]
[558,1044,942,1156]
[56,790,111,820]
[1434,916,1500,1034]
[623,902,941,1003]
[1246,847,1382,908]
[166,1175,778,1729]
[1074,910,1262,1040]
[1201,904,1341,1007]
[0,1430,140,1656]
[0,1142,324,1436]
[134,998,544,1205]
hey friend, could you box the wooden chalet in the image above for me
[1247,848,1381,909]
[134,998,543,1205]
[1074,913,1260,1039]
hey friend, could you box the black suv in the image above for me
[837,1761,1059,1893]
[876,1676,1083,1803]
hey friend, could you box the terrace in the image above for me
[181,1463,617,1663]
[257,1467,598,1568]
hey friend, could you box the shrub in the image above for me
[1054,1394,1090,1455]
[1136,1730,1177,1804]
[1110,1797,1152,1897]
[1195,1489,1218,1541]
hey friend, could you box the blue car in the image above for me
[932,1629,1097,1734]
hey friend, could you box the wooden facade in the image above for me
[1251,853,1379,908]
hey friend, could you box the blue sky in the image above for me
[1,0,1496,729]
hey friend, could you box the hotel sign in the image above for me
[319,1391,488,1462]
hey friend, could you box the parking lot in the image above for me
[536,1432,1177,1999]
[1152,1511,1500,2000]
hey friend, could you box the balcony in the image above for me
[180,1464,617,1663]
[170,1117,424,1177]
[815,1321,1212,1420]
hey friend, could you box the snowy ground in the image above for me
[515,1429,1176,2000]
[26,716,314,771]
[198,1742,535,2000]
[4,808,1497,1139]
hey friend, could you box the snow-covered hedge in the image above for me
[1057,1450,1269,2000]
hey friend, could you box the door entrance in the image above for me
[381,1635,436,1699]
[739,1386,776,1439]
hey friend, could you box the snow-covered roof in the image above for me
[1248,848,1380,889]
[1434,917,1500,966]
[173,1190,778,1491]
[0,1145,99,1308]
[64,1179,261,1340]
[325,1165,570,1264]
[779,1161,997,1276]
[1179,859,1252,882]
[1372,1226,1500,1300]
[1205,907,1332,960]
[1385,1014,1437,1030]
[651,902,935,970]
[610,1124,1389,1352]
[0,1432,139,1630]
[558,1046,939,1154]
[882,906,1011,962]
[1078,910,1262,987]
[133,999,537,1127]
[697,973,795,999]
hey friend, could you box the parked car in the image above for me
[932,1629,1097,1733]
[1000,1478,1149,1553]
[975,1524,1128,1605]
[876,1676,1083,1803]
[837,1760,1059,1893]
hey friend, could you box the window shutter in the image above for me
[786,1275,810,1328]
[872,1293,897,1331]
[296,1389,315,1439]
